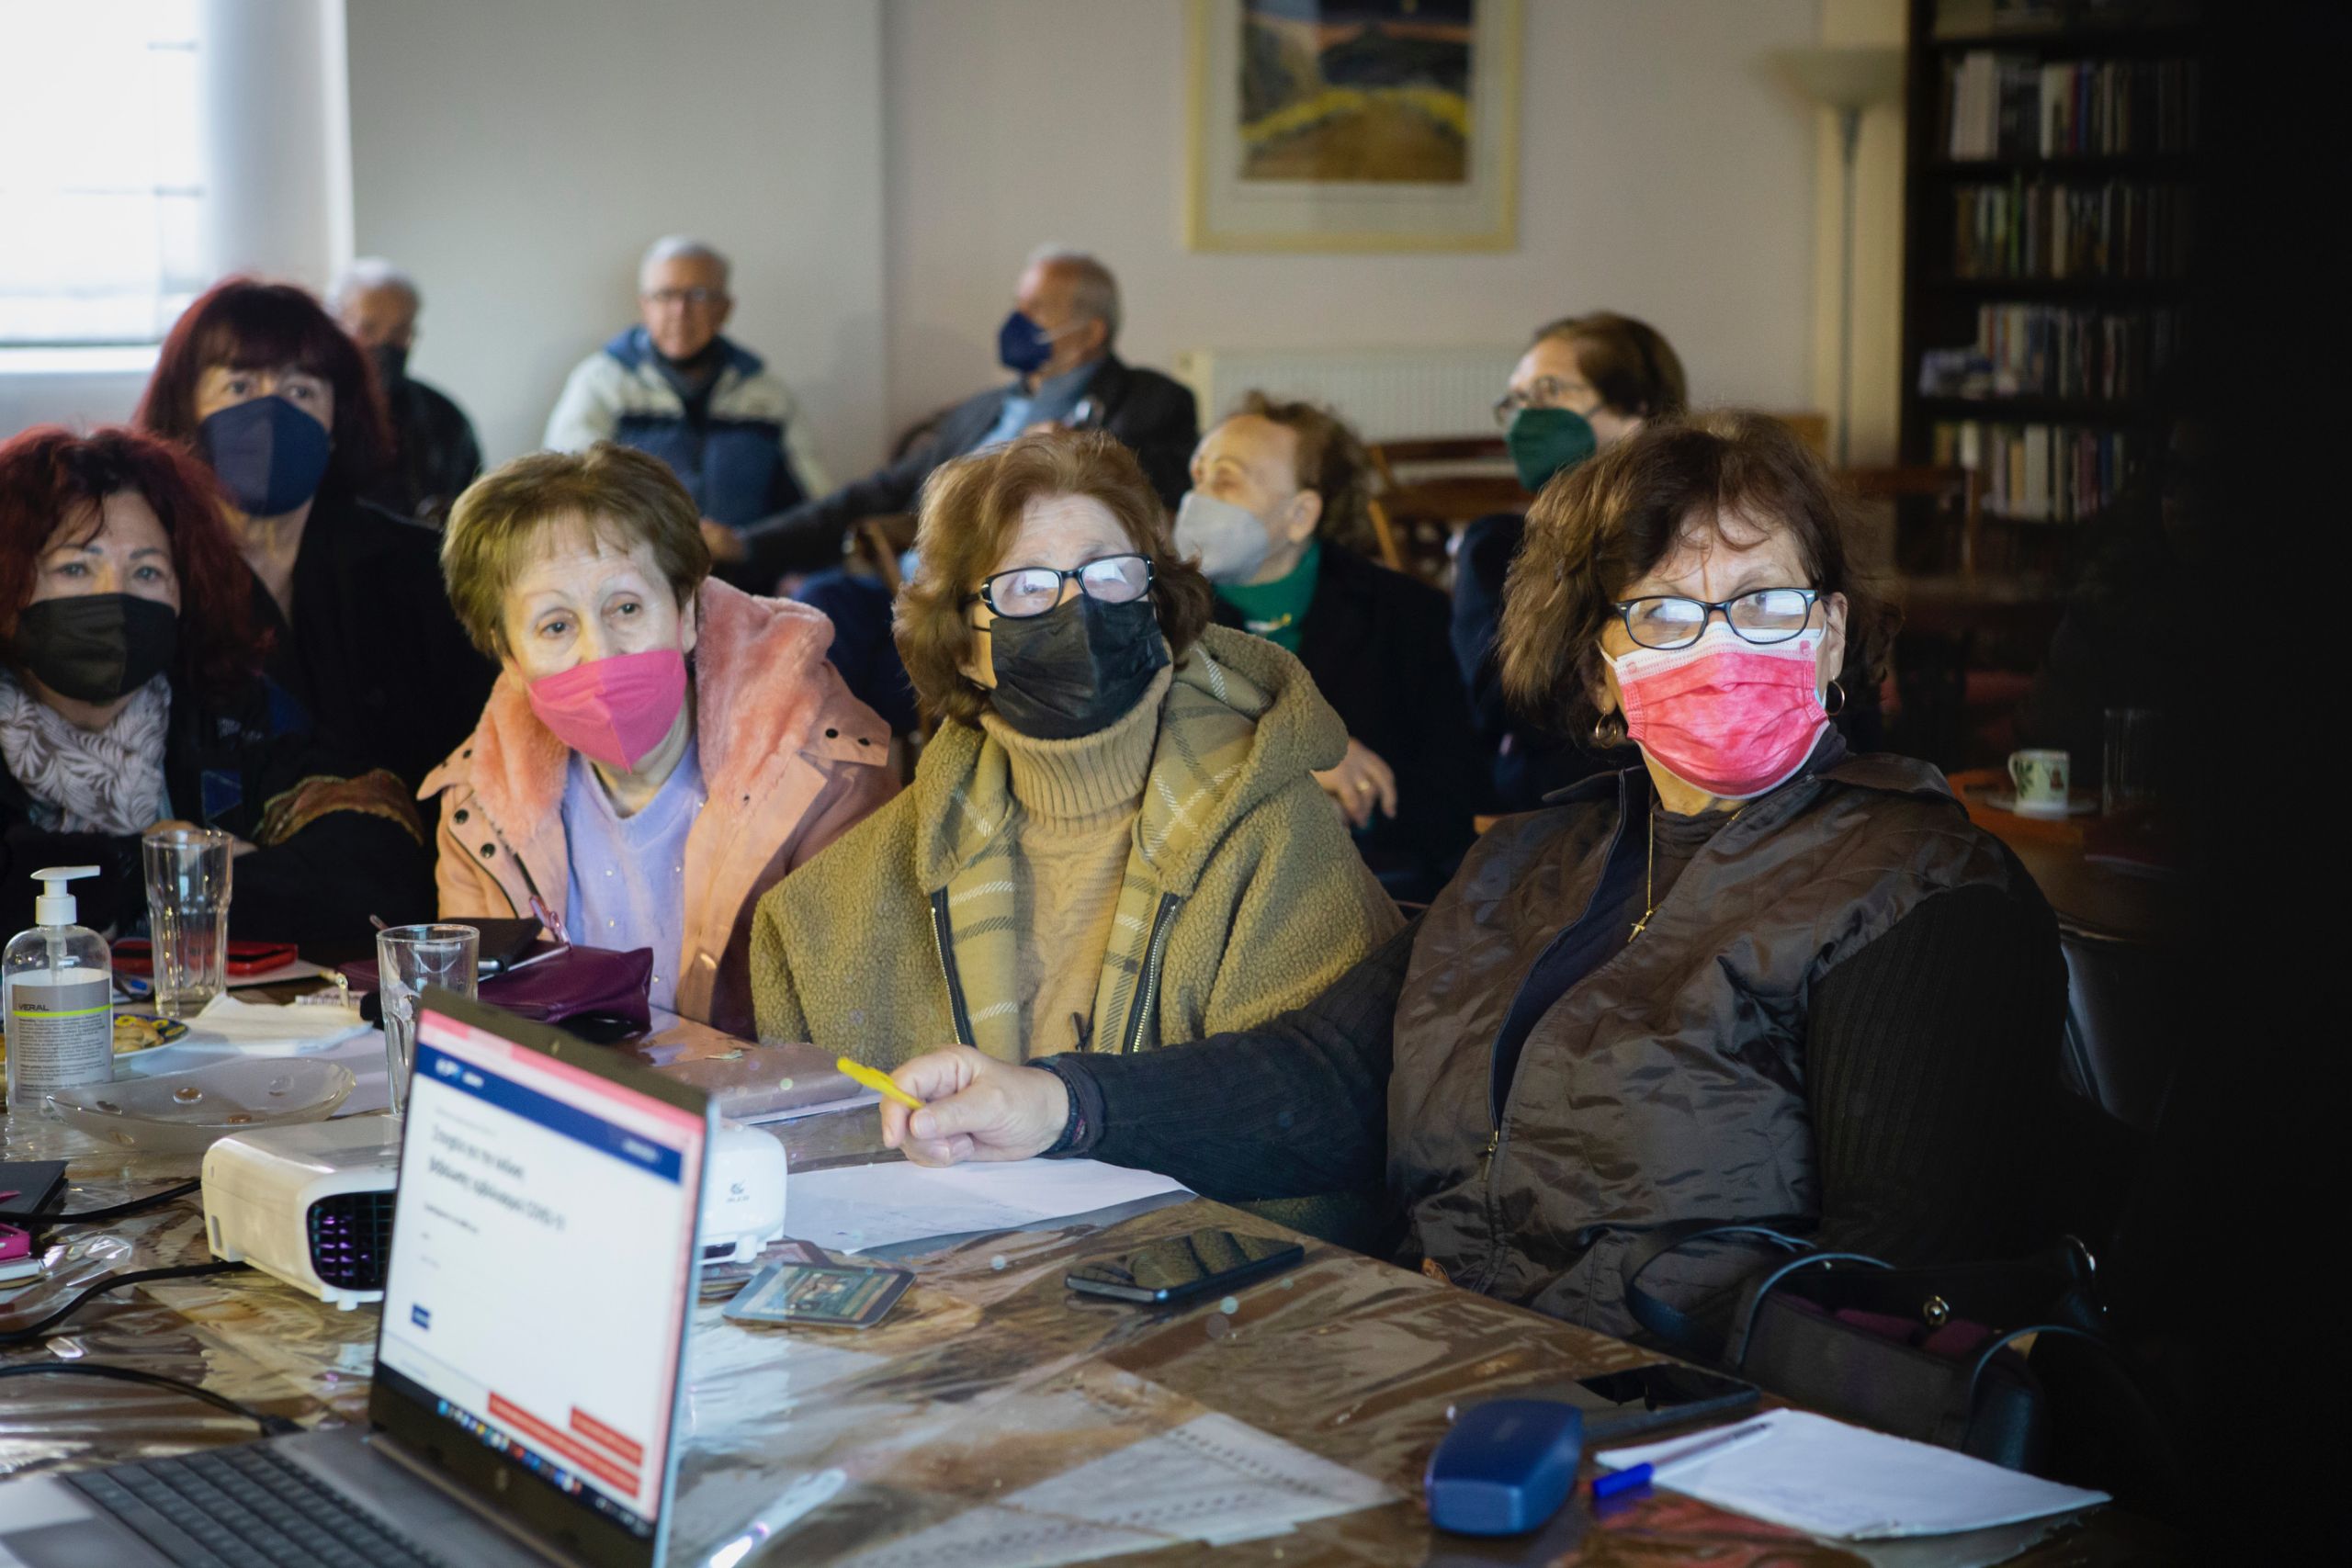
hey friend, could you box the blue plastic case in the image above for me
[1423,1399,1585,1536]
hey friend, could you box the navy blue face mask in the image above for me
[198,395,332,516]
[996,310,1057,376]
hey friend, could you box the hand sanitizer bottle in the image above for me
[4,866,113,1112]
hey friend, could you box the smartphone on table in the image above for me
[1572,1362,1760,1440]
[1065,1228,1305,1305]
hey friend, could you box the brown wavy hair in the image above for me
[1529,311,1689,421]
[1498,412,1893,739]
[896,430,1214,728]
[1231,392,1380,558]
[0,425,266,696]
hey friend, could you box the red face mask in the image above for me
[526,649,688,772]
[1609,624,1829,800]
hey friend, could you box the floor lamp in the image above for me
[1779,46,1905,470]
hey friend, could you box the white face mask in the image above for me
[1174,490,1277,583]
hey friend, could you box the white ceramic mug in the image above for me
[2007,749,2070,814]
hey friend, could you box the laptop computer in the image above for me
[0,988,716,1568]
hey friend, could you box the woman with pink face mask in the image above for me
[423,443,896,1032]
[854,413,2073,1348]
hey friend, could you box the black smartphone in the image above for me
[1065,1228,1305,1305]
[1572,1363,1760,1441]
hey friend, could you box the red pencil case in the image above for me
[112,940,299,978]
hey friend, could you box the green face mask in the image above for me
[1506,405,1600,494]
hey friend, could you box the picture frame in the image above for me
[1185,0,1521,254]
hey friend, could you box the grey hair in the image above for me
[1025,244,1120,344]
[639,235,730,291]
[328,256,418,313]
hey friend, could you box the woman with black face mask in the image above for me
[133,277,492,795]
[749,431,1401,1240]
[0,427,435,942]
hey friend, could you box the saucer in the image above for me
[1984,790,2096,818]
[46,1058,356,1153]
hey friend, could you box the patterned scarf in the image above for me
[0,669,171,836]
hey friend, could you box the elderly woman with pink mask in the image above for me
[856,415,2073,1348]
[424,443,895,1032]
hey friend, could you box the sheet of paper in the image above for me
[1594,1408,2109,1540]
[785,1158,1189,1254]
[838,1411,1396,1567]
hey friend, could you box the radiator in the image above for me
[1173,344,1520,443]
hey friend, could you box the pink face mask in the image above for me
[526,649,688,772]
[1609,622,1829,800]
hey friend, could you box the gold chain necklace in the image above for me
[1628,807,1657,942]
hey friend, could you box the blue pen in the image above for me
[1591,1417,1773,1502]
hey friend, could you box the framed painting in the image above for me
[1186,0,1521,253]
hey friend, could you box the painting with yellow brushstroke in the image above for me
[1238,0,1476,184]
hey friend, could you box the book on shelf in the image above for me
[1919,303,2182,402]
[1943,51,2198,161]
[1932,0,2199,39]
[1951,177,2191,280]
[1932,419,2136,523]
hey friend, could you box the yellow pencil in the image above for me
[835,1055,924,1111]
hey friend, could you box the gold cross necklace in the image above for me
[1628,807,1657,942]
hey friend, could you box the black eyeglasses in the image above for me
[1613,588,1819,649]
[1492,376,1598,429]
[970,555,1153,619]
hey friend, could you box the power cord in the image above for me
[0,1360,299,1435]
[0,1259,251,1347]
[0,1179,202,1228]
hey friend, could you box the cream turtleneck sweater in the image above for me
[975,666,1171,1055]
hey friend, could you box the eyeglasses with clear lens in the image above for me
[1615,587,1819,649]
[977,554,1153,618]
[1491,376,1596,429]
[643,287,725,309]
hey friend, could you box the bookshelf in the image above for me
[1896,0,2202,574]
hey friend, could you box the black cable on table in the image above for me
[0,1259,250,1347]
[0,1178,201,1227]
[0,1360,298,1435]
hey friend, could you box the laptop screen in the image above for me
[374,1002,707,1547]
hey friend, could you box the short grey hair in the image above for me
[639,235,730,292]
[328,256,418,314]
[1025,244,1120,345]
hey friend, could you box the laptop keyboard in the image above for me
[66,1443,450,1568]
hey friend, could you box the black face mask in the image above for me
[985,592,1170,740]
[369,343,409,389]
[9,594,179,704]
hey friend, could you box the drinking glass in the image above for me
[142,828,233,1020]
[378,924,479,1117]
[2101,708,2161,818]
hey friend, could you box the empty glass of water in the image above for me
[377,923,479,1116]
[142,828,233,1019]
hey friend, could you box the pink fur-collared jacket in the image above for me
[419,578,897,1034]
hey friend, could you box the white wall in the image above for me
[882,0,1824,434]
[343,0,888,470]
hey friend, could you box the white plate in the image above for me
[1983,790,2097,818]
[46,1058,356,1153]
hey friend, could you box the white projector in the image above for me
[203,1117,402,1310]
[201,1118,786,1307]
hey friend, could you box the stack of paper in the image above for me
[1594,1408,2109,1540]
[785,1158,1190,1255]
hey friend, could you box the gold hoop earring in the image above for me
[1822,679,1847,717]
[1592,711,1628,747]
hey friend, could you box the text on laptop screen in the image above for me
[377,1009,705,1539]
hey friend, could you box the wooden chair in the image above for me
[1762,411,1831,457]
[1363,435,1528,586]
[1839,464,1984,576]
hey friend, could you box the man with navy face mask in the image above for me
[708,247,1198,586]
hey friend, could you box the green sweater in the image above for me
[748,626,1401,1070]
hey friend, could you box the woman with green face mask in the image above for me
[1452,312,1687,812]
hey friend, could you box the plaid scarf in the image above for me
[0,669,170,837]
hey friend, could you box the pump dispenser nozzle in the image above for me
[31,865,98,928]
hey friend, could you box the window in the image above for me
[0,1,205,346]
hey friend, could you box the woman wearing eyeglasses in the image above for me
[749,428,1399,1081]
[863,415,2069,1337]
[1455,312,1688,812]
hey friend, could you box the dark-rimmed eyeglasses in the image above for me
[1612,588,1819,649]
[970,555,1152,619]
[1492,376,1598,429]
[642,287,725,309]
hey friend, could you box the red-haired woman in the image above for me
[1,427,434,941]
[136,278,491,790]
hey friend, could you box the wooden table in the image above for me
[2,1087,2177,1564]
[1946,769,2188,945]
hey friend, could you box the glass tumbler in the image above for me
[377,923,479,1116]
[142,827,233,1020]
